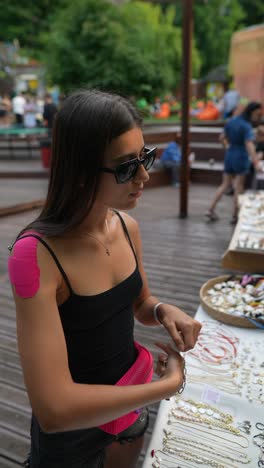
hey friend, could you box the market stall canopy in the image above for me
[202,65,228,84]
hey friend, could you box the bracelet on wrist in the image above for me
[153,302,163,325]
[177,363,187,394]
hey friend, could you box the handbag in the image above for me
[98,342,153,435]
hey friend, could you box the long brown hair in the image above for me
[20,89,142,237]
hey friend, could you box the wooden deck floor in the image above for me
[0,184,235,467]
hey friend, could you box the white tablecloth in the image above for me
[142,306,264,468]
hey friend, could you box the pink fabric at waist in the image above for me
[98,342,153,435]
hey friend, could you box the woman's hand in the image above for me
[155,352,169,378]
[155,342,185,387]
[156,304,202,352]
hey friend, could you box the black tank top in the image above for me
[18,212,143,385]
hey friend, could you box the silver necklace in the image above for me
[86,219,110,256]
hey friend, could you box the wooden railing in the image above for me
[0,124,225,185]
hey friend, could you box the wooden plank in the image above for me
[0,200,45,218]
[0,456,23,467]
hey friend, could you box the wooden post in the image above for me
[179,0,193,218]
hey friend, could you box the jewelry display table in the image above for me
[222,191,264,273]
[142,306,264,468]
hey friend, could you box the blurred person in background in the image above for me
[245,123,264,189]
[43,94,58,135]
[256,123,264,153]
[220,78,240,120]
[0,94,12,126]
[24,95,38,128]
[206,102,263,223]
[154,135,182,187]
[12,91,26,126]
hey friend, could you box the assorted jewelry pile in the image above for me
[185,321,264,404]
[150,397,253,468]
[240,215,264,233]
[253,422,264,467]
[203,276,264,321]
[236,233,264,251]
[186,321,239,395]
[236,192,264,250]
[241,192,264,217]
[148,192,264,467]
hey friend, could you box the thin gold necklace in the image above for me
[86,219,110,256]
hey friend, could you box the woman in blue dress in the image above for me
[206,102,263,223]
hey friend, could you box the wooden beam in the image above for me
[0,199,44,218]
[179,0,193,218]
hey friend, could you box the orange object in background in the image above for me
[154,102,171,119]
[197,101,220,120]
[196,100,205,110]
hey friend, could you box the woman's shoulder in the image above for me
[8,231,61,299]
[114,211,139,232]
[8,230,41,254]
[114,211,141,247]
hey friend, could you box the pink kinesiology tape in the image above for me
[98,342,153,435]
[8,235,40,298]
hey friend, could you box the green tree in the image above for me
[41,0,200,98]
[172,0,246,76]
[121,3,200,91]
[0,0,65,55]
[193,0,245,75]
[239,0,264,27]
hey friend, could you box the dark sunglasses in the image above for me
[100,146,157,184]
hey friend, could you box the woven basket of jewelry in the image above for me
[200,274,264,328]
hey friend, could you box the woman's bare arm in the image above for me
[219,132,229,149]
[121,213,201,351]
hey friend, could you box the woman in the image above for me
[8,89,201,468]
[24,95,38,128]
[206,102,263,223]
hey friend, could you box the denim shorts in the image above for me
[224,149,250,175]
[24,408,149,468]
